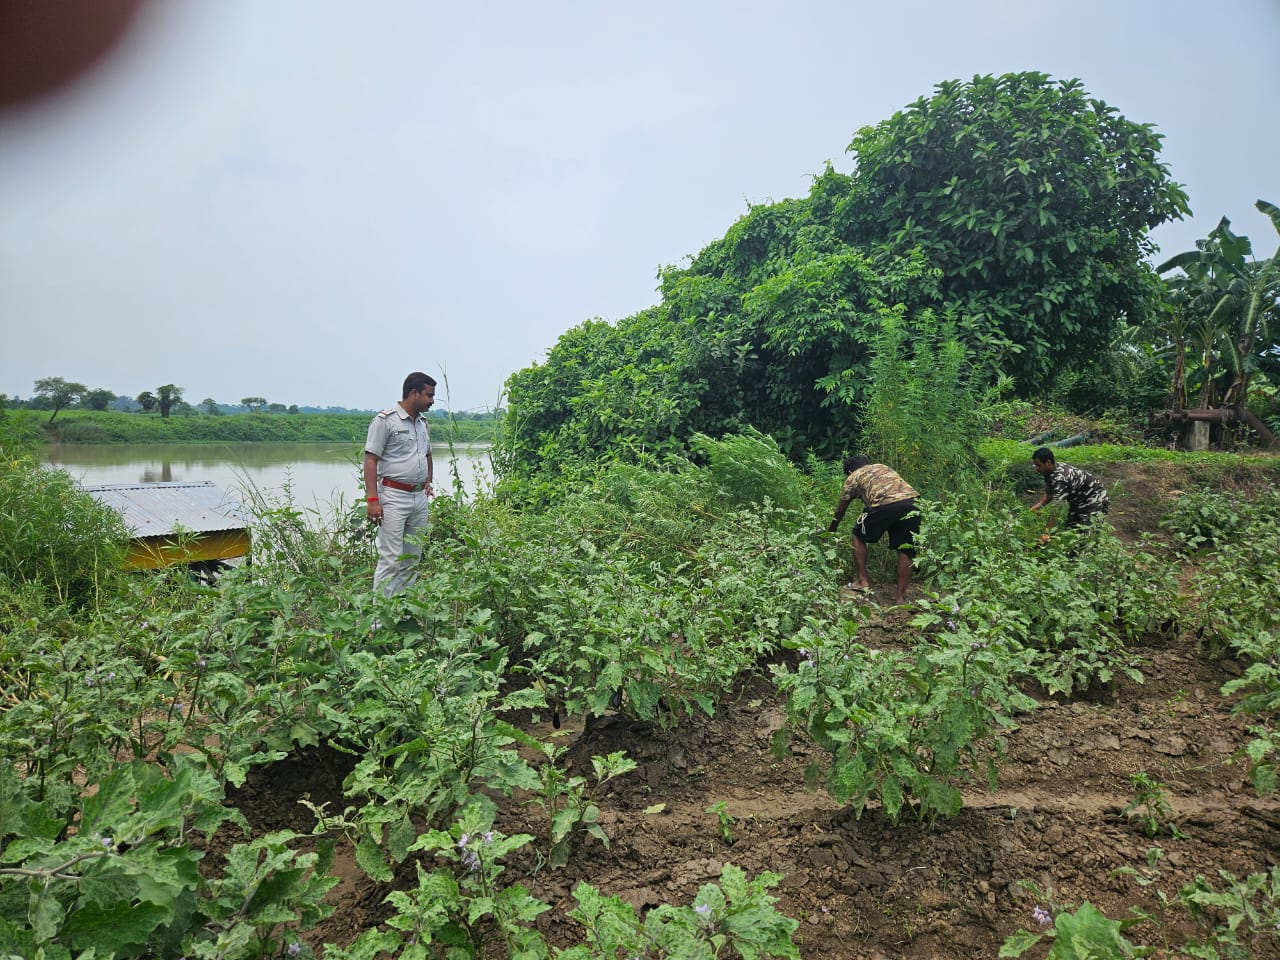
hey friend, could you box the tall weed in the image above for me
[858,308,1004,498]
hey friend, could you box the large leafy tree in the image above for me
[499,72,1189,497]
[33,377,87,423]
[156,384,183,420]
[833,72,1190,390]
[82,388,116,411]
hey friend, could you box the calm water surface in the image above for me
[45,442,494,516]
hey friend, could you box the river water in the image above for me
[44,442,495,517]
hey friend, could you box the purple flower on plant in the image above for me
[457,833,469,848]
[287,944,302,957]
[1033,905,1052,926]
[100,836,113,849]
[695,903,712,918]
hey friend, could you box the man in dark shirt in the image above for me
[1031,446,1109,531]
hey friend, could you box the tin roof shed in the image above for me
[80,481,251,569]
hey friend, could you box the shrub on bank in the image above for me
[0,431,129,605]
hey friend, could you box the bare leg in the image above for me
[895,550,912,604]
[852,535,870,589]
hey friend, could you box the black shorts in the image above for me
[854,498,920,552]
[1066,505,1108,529]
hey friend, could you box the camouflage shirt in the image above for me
[838,464,918,513]
[1044,464,1109,518]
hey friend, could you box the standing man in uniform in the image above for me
[364,372,436,596]
[826,454,921,605]
[1030,446,1109,533]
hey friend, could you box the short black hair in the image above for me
[1032,446,1055,465]
[843,454,871,474]
[402,372,437,399]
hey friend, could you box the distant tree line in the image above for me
[5,379,502,422]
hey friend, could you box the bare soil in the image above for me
[222,462,1280,959]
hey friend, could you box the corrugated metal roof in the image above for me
[79,481,250,537]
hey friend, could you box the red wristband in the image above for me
[367,496,379,502]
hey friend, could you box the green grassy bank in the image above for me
[8,409,500,445]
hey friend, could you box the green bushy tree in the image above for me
[1055,322,1168,420]
[81,388,116,411]
[33,377,87,424]
[156,384,184,420]
[836,72,1189,391]
[498,71,1188,498]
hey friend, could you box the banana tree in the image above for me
[1158,199,1280,414]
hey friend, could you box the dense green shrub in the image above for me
[913,492,1178,695]
[1161,485,1280,553]
[1168,489,1280,795]
[773,614,1037,823]
[462,433,840,725]
[0,448,129,606]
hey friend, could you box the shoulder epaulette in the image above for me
[376,408,397,419]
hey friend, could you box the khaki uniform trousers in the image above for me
[373,485,429,596]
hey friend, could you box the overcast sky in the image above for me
[3,1,1277,413]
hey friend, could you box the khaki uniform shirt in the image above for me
[838,464,918,513]
[364,405,431,485]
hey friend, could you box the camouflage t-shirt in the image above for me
[839,464,918,512]
[1044,464,1109,518]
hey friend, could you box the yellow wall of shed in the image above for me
[125,530,251,570]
